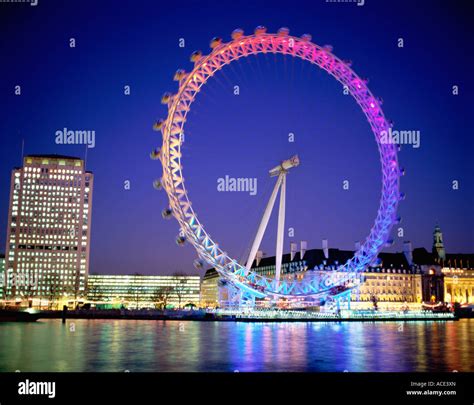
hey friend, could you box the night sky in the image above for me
[0,0,472,276]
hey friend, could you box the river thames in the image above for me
[0,319,472,372]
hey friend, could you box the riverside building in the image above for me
[0,254,5,300]
[442,265,474,304]
[87,274,201,309]
[418,225,474,304]
[201,227,473,309]
[4,155,93,304]
[201,244,424,309]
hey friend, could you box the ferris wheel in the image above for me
[151,26,402,302]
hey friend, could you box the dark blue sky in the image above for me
[0,0,472,275]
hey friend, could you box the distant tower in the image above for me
[432,224,446,262]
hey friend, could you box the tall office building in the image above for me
[4,155,93,300]
[0,254,5,299]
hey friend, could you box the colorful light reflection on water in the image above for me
[0,319,472,372]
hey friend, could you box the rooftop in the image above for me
[203,246,474,278]
[25,154,82,161]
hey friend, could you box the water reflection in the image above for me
[0,319,472,372]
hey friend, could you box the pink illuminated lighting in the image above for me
[157,29,400,299]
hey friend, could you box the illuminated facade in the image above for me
[202,228,473,308]
[4,155,93,300]
[201,270,219,308]
[203,265,423,309]
[201,242,431,308]
[87,274,201,308]
[353,267,422,304]
[0,254,5,299]
[432,225,474,304]
[443,267,474,304]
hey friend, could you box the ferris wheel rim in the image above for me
[157,28,401,298]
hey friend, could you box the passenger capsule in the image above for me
[254,26,267,35]
[231,28,244,40]
[399,192,406,200]
[193,259,204,270]
[278,27,290,36]
[190,50,202,63]
[161,92,172,104]
[150,148,161,160]
[323,44,333,51]
[176,235,187,246]
[174,69,186,81]
[153,179,163,190]
[162,208,173,219]
[153,119,165,131]
[210,37,222,49]
[373,257,383,266]
[400,167,406,176]
[301,34,312,42]
[343,59,353,67]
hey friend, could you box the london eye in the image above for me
[152,26,402,306]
